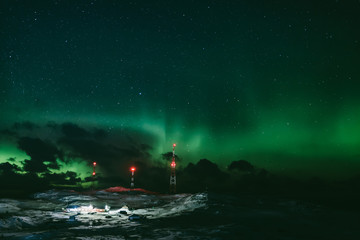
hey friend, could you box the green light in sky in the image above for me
[51,158,93,180]
[0,142,29,169]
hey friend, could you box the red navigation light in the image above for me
[92,171,96,176]
[173,143,176,147]
[130,167,136,172]
[171,162,176,167]
[93,162,97,166]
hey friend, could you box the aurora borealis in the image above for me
[1,0,360,192]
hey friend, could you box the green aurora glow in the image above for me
[1,0,360,181]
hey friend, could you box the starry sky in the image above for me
[1,0,360,183]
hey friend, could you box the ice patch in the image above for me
[0,202,21,214]
[0,216,34,230]
[133,193,208,219]
[34,189,96,203]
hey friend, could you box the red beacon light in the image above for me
[92,171,96,176]
[130,167,136,172]
[173,143,176,147]
[171,162,176,167]
[93,162,97,166]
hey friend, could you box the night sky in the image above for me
[1,0,360,190]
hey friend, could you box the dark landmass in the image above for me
[1,158,360,212]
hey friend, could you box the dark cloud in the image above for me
[61,122,92,139]
[18,137,63,173]
[0,129,17,137]
[22,159,49,173]
[1,121,158,192]
[162,152,181,162]
[7,157,16,162]
[57,123,154,179]
[93,128,108,139]
[0,162,21,175]
[42,171,81,186]
[59,137,144,162]
[12,121,39,131]
[46,121,59,130]
[139,143,152,152]
[60,123,109,140]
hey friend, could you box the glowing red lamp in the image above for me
[93,162,97,166]
[92,171,96,176]
[130,167,136,172]
[171,162,176,167]
[173,143,176,147]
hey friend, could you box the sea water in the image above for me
[0,189,359,239]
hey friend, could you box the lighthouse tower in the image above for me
[92,162,96,177]
[130,166,136,188]
[92,161,97,190]
[169,143,177,193]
